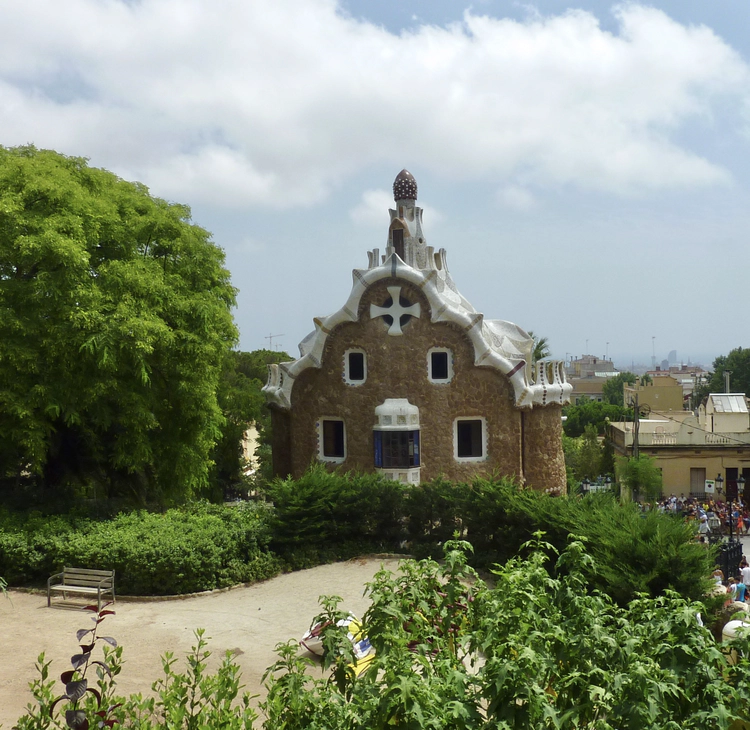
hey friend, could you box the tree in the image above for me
[211,349,291,497]
[577,424,602,480]
[706,347,750,397]
[563,400,630,437]
[616,454,663,502]
[602,371,637,406]
[527,330,550,362]
[0,146,237,502]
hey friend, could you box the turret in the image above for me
[387,169,429,269]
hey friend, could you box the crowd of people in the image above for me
[647,495,750,538]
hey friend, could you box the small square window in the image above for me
[319,419,345,461]
[344,349,367,385]
[454,418,486,461]
[428,348,453,383]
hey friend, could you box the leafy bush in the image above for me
[261,539,750,729]
[268,469,714,605]
[15,607,257,730]
[266,466,406,569]
[0,502,281,595]
[1,469,714,604]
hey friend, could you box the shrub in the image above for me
[261,539,750,729]
[0,502,281,595]
[268,469,713,606]
[266,466,407,568]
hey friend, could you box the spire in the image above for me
[393,169,417,201]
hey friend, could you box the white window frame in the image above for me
[318,418,346,463]
[344,348,367,386]
[453,417,487,462]
[428,347,453,383]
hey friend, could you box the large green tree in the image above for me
[527,330,551,362]
[602,371,637,406]
[0,146,237,501]
[706,347,750,396]
[617,454,663,502]
[563,399,630,437]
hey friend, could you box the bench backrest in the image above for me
[62,567,115,587]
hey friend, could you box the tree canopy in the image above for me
[563,399,630,437]
[617,454,663,502]
[707,347,750,396]
[602,371,637,406]
[527,330,551,362]
[0,146,237,502]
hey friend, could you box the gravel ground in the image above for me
[0,556,402,728]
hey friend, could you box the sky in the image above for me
[1,0,749,369]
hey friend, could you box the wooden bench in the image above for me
[47,567,116,610]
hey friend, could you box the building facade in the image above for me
[263,171,572,489]
[566,355,619,404]
[623,375,685,412]
[609,394,750,498]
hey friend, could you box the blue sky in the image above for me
[2,1,749,368]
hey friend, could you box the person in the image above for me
[729,577,739,602]
[742,563,750,590]
[698,516,710,538]
[736,578,747,603]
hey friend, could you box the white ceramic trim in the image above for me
[263,252,572,410]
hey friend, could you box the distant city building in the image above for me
[624,375,684,412]
[646,363,708,407]
[566,354,619,404]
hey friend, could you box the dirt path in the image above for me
[0,557,402,728]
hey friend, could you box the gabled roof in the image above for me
[263,251,572,410]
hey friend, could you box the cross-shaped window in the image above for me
[369,286,421,336]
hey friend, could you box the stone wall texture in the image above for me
[270,278,565,491]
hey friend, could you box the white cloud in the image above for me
[0,1,746,207]
[497,184,536,211]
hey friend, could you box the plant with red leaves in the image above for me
[47,603,122,730]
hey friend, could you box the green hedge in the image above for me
[1,468,714,602]
[267,466,714,605]
[0,502,281,595]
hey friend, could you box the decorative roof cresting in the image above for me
[393,169,418,201]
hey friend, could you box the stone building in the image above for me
[263,170,572,490]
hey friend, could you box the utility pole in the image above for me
[632,393,640,460]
